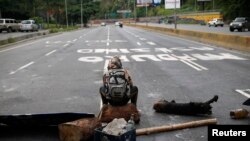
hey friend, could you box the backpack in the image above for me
[106,69,129,101]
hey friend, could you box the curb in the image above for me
[0,31,61,49]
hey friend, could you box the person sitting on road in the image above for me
[99,56,138,107]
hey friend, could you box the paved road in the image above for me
[0,25,250,140]
[134,22,250,37]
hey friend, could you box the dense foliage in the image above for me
[0,0,249,24]
[0,0,100,26]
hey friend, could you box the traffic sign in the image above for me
[117,10,131,13]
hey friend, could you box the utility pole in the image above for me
[144,0,148,26]
[213,0,214,11]
[174,0,177,29]
[81,0,83,28]
[195,0,197,12]
[134,0,137,24]
[65,0,68,28]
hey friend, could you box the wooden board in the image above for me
[98,103,140,123]
[58,117,102,141]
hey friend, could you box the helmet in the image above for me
[108,56,122,69]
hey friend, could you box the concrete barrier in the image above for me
[0,30,50,48]
[127,24,250,53]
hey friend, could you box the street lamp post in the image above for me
[143,0,148,26]
[65,0,68,28]
[174,0,177,29]
[213,0,214,11]
[81,0,83,28]
[195,0,197,12]
[134,0,137,24]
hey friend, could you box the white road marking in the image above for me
[115,40,127,43]
[94,80,102,84]
[186,60,208,70]
[63,44,69,47]
[79,36,82,38]
[180,60,202,71]
[120,49,130,53]
[137,42,141,46]
[171,54,207,71]
[46,41,50,44]
[140,38,146,41]
[0,40,40,53]
[235,89,250,98]
[142,27,250,57]
[9,61,34,75]
[107,27,110,46]
[45,50,57,56]
[54,41,62,44]
[73,39,77,42]
[147,41,156,45]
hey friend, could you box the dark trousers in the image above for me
[99,85,138,106]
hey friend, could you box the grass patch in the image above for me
[7,37,16,43]
[49,26,78,33]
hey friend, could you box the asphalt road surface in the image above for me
[0,25,250,140]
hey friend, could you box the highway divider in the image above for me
[127,24,250,53]
[0,30,50,48]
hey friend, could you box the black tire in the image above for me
[238,28,242,32]
[221,25,224,27]
[230,28,234,32]
[7,27,12,33]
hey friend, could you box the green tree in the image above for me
[218,0,250,21]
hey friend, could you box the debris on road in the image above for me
[153,95,218,115]
[94,118,136,141]
[98,103,140,123]
[243,98,250,106]
[0,112,94,126]
[102,118,127,136]
[136,118,217,136]
[59,117,101,141]
[230,109,249,119]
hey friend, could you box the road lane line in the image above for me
[73,39,77,42]
[63,44,69,47]
[137,42,141,46]
[107,27,110,46]
[147,41,156,45]
[0,40,40,53]
[180,60,202,71]
[235,89,250,98]
[9,61,34,75]
[186,60,208,70]
[45,50,57,56]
